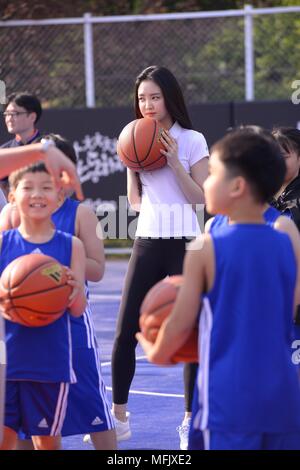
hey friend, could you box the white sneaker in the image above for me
[176,418,191,450]
[83,411,131,444]
[83,434,92,444]
[112,411,131,441]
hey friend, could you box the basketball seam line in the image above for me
[5,259,60,290]
[132,120,143,168]
[1,283,70,302]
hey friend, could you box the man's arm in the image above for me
[0,143,83,200]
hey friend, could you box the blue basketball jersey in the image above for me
[0,229,76,383]
[52,198,97,349]
[210,205,282,231]
[52,197,79,236]
[195,224,300,433]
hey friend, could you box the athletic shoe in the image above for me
[83,433,92,444]
[176,418,191,450]
[112,411,131,441]
[83,411,131,444]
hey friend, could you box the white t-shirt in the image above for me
[135,121,209,238]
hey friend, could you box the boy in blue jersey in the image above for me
[0,135,116,450]
[0,138,82,445]
[38,135,116,450]
[137,129,300,450]
[0,161,86,450]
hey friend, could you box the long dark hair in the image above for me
[272,127,300,157]
[134,65,193,130]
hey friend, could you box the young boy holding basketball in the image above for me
[138,129,300,450]
[0,135,116,450]
[0,161,86,450]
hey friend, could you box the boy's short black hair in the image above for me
[212,128,286,203]
[9,162,49,190]
[5,92,42,124]
[41,133,77,165]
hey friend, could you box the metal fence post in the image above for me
[83,12,95,107]
[244,4,254,101]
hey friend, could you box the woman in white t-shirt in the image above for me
[111,66,209,449]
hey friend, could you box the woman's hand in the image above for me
[159,130,181,170]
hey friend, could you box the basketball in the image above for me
[0,253,72,327]
[117,117,167,171]
[140,275,198,363]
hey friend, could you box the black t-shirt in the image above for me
[270,176,300,231]
[0,130,41,183]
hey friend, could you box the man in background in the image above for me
[1,92,42,197]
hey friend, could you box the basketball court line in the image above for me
[102,355,184,398]
[90,293,121,301]
[106,387,184,398]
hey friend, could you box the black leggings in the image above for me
[111,238,198,411]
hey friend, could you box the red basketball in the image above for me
[117,117,167,171]
[0,253,72,327]
[140,275,198,363]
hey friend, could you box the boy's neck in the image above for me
[226,201,265,225]
[18,219,55,243]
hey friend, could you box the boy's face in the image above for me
[10,172,60,221]
[204,150,235,215]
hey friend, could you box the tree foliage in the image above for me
[0,0,298,20]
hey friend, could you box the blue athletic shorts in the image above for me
[5,380,69,436]
[188,384,300,450]
[61,347,114,436]
[188,427,300,450]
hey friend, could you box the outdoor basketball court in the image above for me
[63,259,185,450]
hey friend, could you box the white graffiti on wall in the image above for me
[73,132,125,184]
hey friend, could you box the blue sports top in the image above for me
[0,229,76,383]
[210,205,281,231]
[52,198,98,349]
[195,224,300,432]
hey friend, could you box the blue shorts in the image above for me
[189,383,300,450]
[61,347,114,436]
[5,381,69,436]
[188,428,300,450]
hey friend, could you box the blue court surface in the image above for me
[63,260,185,450]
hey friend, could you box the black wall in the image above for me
[1,101,299,216]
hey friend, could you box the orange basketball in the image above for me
[140,275,198,363]
[0,253,72,327]
[117,117,167,171]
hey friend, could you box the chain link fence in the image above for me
[0,6,299,108]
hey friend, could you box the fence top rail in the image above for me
[0,5,300,27]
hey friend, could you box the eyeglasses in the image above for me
[3,111,29,118]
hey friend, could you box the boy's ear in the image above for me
[8,191,15,204]
[230,176,247,199]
